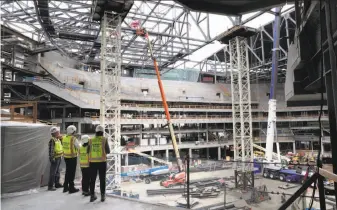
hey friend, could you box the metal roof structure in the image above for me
[1,1,214,69]
[192,9,296,82]
[1,0,294,78]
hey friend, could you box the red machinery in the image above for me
[160,172,186,188]
[133,22,185,185]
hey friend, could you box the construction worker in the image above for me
[48,127,63,191]
[87,125,110,202]
[62,125,80,193]
[79,135,91,196]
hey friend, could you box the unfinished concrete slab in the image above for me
[1,188,179,210]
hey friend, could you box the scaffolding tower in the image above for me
[100,12,122,190]
[229,36,254,189]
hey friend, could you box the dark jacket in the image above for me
[48,138,55,162]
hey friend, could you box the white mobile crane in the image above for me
[263,7,283,164]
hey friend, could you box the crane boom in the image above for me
[265,7,282,162]
[127,149,171,165]
[135,27,184,172]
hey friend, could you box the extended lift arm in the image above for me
[135,28,184,172]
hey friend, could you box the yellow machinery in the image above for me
[254,151,265,157]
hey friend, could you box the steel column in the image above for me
[100,13,122,190]
[229,36,253,188]
[324,0,337,203]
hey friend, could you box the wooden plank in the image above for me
[319,168,337,183]
[2,103,34,109]
[33,102,37,123]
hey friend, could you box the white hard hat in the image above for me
[50,126,59,134]
[81,135,90,144]
[95,125,104,133]
[66,125,77,134]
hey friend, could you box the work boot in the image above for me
[90,194,97,202]
[48,187,57,191]
[69,188,79,194]
[82,191,90,196]
[55,183,63,188]
[101,194,106,202]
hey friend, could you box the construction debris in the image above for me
[176,197,199,208]
[245,185,270,204]
[278,184,298,189]
[147,188,185,196]
[184,187,221,198]
[194,203,235,210]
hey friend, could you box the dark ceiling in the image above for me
[174,0,292,15]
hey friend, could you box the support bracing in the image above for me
[229,36,253,189]
[100,12,122,190]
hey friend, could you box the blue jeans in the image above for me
[48,157,61,188]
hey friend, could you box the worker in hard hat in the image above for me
[79,135,91,196]
[87,125,110,202]
[48,127,63,191]
[62,125,80,194]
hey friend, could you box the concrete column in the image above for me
[78,122,82,134]
[206,123,209,142]
[37,53,41,63]
[156,124,160,145]
[166,149,169,162]
[218,147,221,160]
[293,142,296,154]
[62,107,66,133]
[11,46,15,66]
[206,148,210,159]
[125,153,129,166]
[151,150,154,167]
[178,123,181,144]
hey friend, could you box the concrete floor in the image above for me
[122,169,327,209]
[2,169,329,210]
[1,188,179,210]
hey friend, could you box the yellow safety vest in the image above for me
[53,137,63,158]
[79,146,89,168]
[89,136,107,162]
[63,135,77,158]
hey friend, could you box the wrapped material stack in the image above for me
[1,122,51,194]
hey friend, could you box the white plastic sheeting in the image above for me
[1,122,51,194]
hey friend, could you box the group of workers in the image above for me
[48,124,110,202]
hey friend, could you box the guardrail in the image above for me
[121,103,260,110]
[121,103,234,110]
[26,76,100,94]
[91,114,328,120]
